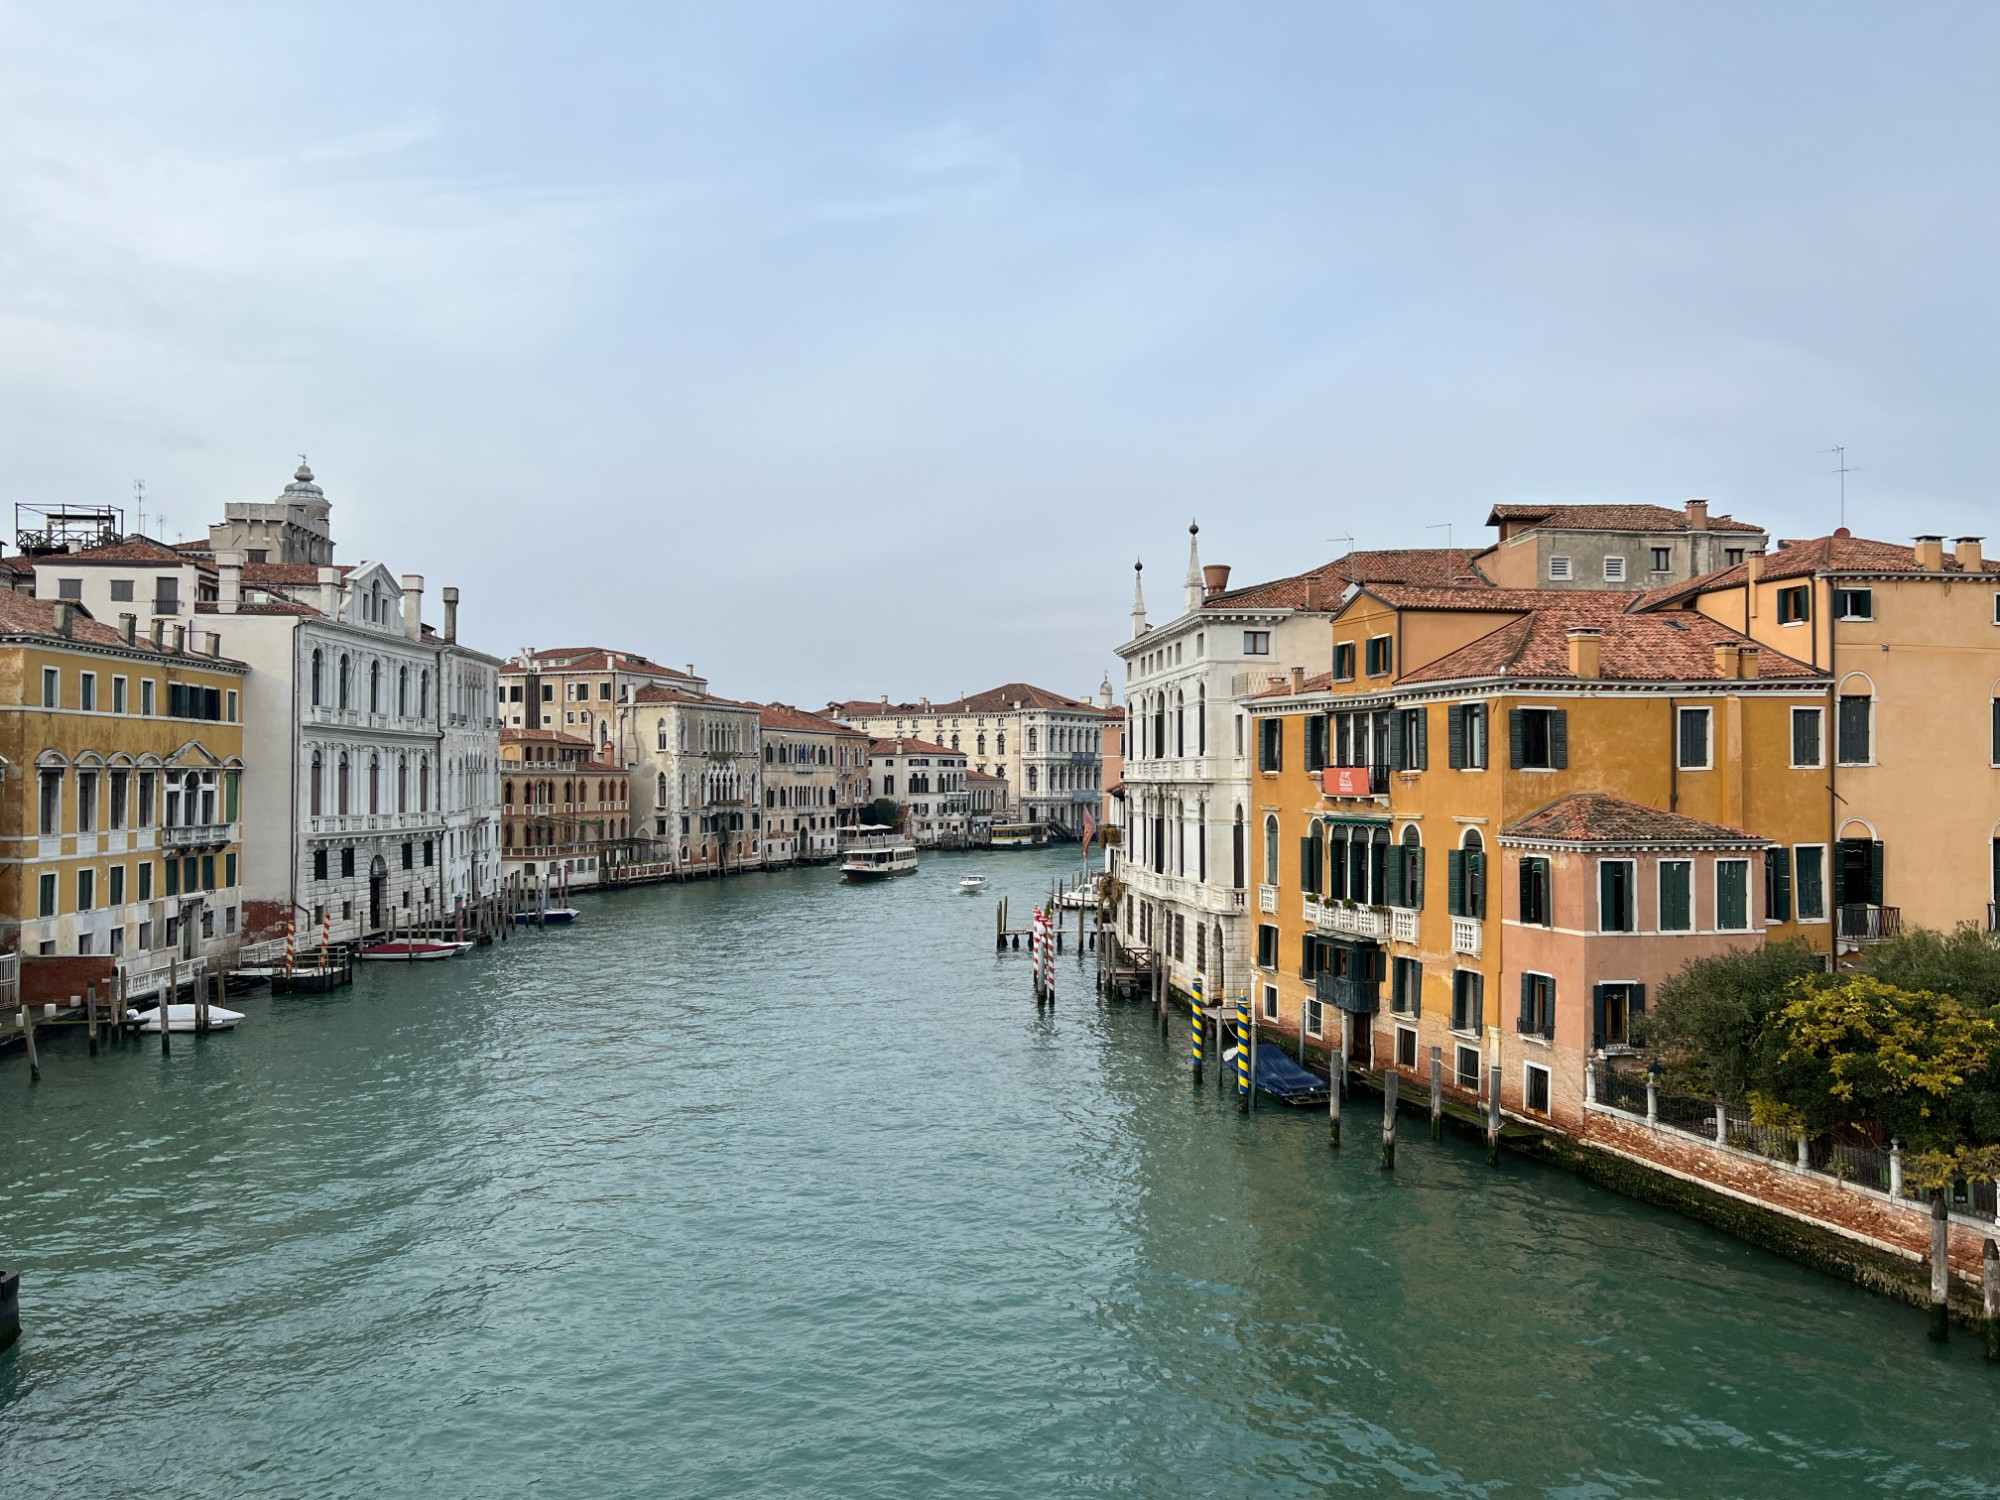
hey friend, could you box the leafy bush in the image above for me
[1856,925,2000,1012]
[1635,940,1821,1099]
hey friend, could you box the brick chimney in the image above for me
[1955,537,1984,572]
[1686,499,1710,531]
[442,586,459,643]
[1203,564,1232,598]
[1289,665,1306,694]
[1302,572,1321,613]
[217,550,243,614]
[1567,628,1601,679]
[52,602,74,639]
[1914,535,1946,571]
[1713,643,1740,677]
[1736,645,1760,679]
[118,612,136,646]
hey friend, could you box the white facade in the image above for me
[866,738,970,847]
[618,687,764,875]
[438,593,503,907]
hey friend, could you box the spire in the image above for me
[1130,559,1148,640]
[1183,519,1203,613]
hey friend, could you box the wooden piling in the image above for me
[1327,1041,1340,1148]
[1381,1068,1399,1170]
[163,958,176,1056]
[21,1006,39,1083]
[86,983,98,1056]
[1429,1047,1443,1140]
[1929,1192,1951,1342]
[116,971,128,1029]
[1984,1238,1999,1360]
[1486,1063,1501,1165]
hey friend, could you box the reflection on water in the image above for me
[0,848,1994,1498]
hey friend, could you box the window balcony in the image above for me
[1837,904,1900,947]
[1311,900,1388,940]
[1451,916,1482,957]
[1258,883,1277,913]
[163,823,231,850]
[1316,969,1379,1015]
[1391,907,1419,945]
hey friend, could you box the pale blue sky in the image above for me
[2,3,1995,702]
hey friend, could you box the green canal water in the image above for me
[1,847,1995,1497]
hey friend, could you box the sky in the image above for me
[3,3,1997,706]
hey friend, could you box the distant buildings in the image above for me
[757,704,870,865]
[866,738,970,846]
[500,728,631,888]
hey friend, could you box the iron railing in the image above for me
[1837,904,1901,944]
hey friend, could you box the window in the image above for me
[1391,956,1422,1016]
[1524,1063,1551,1115]
[79,673,96,711]
[1834,587,1873,621]
[1599,859,1636,932]
[1396,1026,1418,1068]
[1795,845,1827,921]
[341,846,355,878]
[76,771,96,832]
[1725,547,1746,567]
[1455,1044,1481,1091]
[1548,555,1572,580]
[56,577,82,600]
[112,676,127,714]
[1447,702,1488,769]
[1305,998,1325,1038]
[41,667,58,708]
[1518,856,1550,926]
[1658,860,1693,931]
[141,679,155,716]
[137,772,154,826]
[1603,555,1626,582]
[38,768,60,835]
[1257,717,1282,772]
[108,864,125,905]
[1243,631,1271,655]
[1650,546,1671,573]
[1792,707,1824,768]
[1333,642,1356,681]
[1592,983,1646,1049]
[1304,715,1329,772]
[1365,636,1394,676]
[1387,707,1427,772]
[1765,846,1793,923]
[1257,924,1279,969]
[1777,585,1811,625]
[1263,814,1279,885]
[107,578,135,602]
[1262,985,1279,1022]
[1509,707,1567,770]
[313,848,328,881]
[1716,858,1751,930]
[1395,825,1424,910]
[1451,969,1484,1033]
[1836,694,1872,764]
[37,872,56,917]
[138,862,152,900]
[1676,706,1712,770]
[1448,833,1485,918]
[109,770,127,830]
[1518,973,1555,1039]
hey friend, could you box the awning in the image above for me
[1320,815,1391,831]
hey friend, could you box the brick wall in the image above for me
[19,955,116,1008]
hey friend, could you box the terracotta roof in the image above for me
[629,684,757,709]
[0,556,36,576]
[1636,531,2000,611]
[195,600,322,616]
[510,648,696,678]
[1353,584,1554,613]
[1485,503,1764,535]
[868,736,962,758]
[0,593,246,664]
[239,563,352,585]
[835,683,1101,715]
[1397,590,1821,685]
[1205,548,1485,611]
[757,703,865,735]
[30,538,215,571]
[967,769,1008,783]
[502,728,594,746]
[1251,670,1336,699]
[1502,793,1766,847]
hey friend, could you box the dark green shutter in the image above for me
[1471,973,1484,1032]
[1414,708,1429,769]
[1384,843,1405,907]
[1300,835,1314,892]
[1447,849,1465,916]
[1869,840,1884,905]
[1466,851,1485,918]
[1388,720,1407,771]
[1409,845,1425,910]
[1767,847,1792,922]
[1509,709,1526,768]
[1599,861,1616,931]
[1448,706,1466,769]
[1551,709,1569,769]
[1591,984,1607,1049]
[1300,936,1313,980]
[1410,962,1422,1019]
[1519,973,1534,1032]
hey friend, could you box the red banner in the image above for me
[1321,766,1372,797]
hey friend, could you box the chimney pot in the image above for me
[1713,642,1740,678]
[1302,572,1321,613]
[441,585,460,644]
[1289,665,1306,694]
[1567,627,1602,680]
[1203,563,1232,599]
[1914,535,1946,571]
[1736,645,1760,679]
[1954,536,1984,572]
[1686,499,1710,531]
[150,618,166,649]
[118,612,136,646]
[52,602,74,639]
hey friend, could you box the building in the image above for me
[0,595,248,997]
[1098,688,1125,848]
[500,728,632,887]
[499,647,707,748]
[1476,501,1767,591]
[1241,582,1832,1136]
[967,769,1010,839]
[829,682,1104,837]
[435,588,505,911]
[866,738,970,846]
[1637,529,2000,943]
[618,685,763,876]
[757,704,870,865]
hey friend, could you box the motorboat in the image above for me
[1054,876,1103,910]
[132,1003,244,1034]
[841,837,919,882]
[359,939,465,961]
[959,875,988,893]
[512,906,582,925]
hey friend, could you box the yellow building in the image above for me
[1250,585,1832,1129]
[1643,531,2000,946]
[0,596,247,985]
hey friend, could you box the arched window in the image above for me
[1264,813,1279,885]
[504,779,514,809]
[1028,727,1038,752]
[977,733,986,756]
[310,751,323,815]
[398,755,409,812]
[1197,685,1207,754]
[338,753,351,814]
[1458,828,1486,920]
[657,718,668,751]
[1400,824,1424,909]
[338,656,351,711]
[310,649,323,706]
[398,666,409,717]
[420,760,429,812]
[368,754,380,813]
[369,661,381,713]
[996,731,1005,756]
[1175,692,1184,757]
[658,772,668,803]
[419,671,430,719]
[1027,766,1038,791]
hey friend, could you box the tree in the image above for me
[1768,975,2000,1150]
[1858,925,2000,1013]
[863,798,902,830]
[1637,941,1822,1100]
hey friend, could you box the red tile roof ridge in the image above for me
[1502,792,1767,846]
[867,736,963,757]
[1634,531,2000,611]
[1204,548,1488,611]
[1485,503,1765,534]
[31,538,217,571]
[502,727,595,746]
[756,702,866,735]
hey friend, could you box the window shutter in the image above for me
[1591,984,1607,1050]
[1629,983,1647,1021]
[1388,721,1407,771]
[1519,973,1534,1032]
[1508,708,1526,768]
[1415,708,1429,770]
[1467,851,1485,918]
[1384,844,1405,907]
[1471,973,1484,1032]
[1300,835,1314,892]
[1542,981,1556,1040]
[1768,848,1792,922]
[1447,849,1465,916]
[1410,966,1422,1019]
[1447,706,1466,769]
[1868,840,1885,906]
[1409,846,1425,911]
[1551,709,1569,769]
[1300,936,1313,980]
[1599,861,1616,931]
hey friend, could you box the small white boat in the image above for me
[959,875,988,892]
[359,939,463,962]
[133,1003,244,1034]
[512,907,582,925]
[1054,877,1103,910]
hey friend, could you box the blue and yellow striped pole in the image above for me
[1235,989,1251,1113]
[1190,974,1204,1083]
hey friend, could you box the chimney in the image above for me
[171,625,186,654]
[219,548,244,612]
[1567,628,1601,680]
[52,602,74,639]
[401,574,424,641]
[1955,537,1984,572]
[118,612,136,646]
[317,565,340,617]
[1203,563,1232,599]
[441,586,459,643]
[1302,572,1321,613]
[1686,499,1710,531]
[150,618,166,649]
[1289,665,1306,694]
[1914,535,1946,571]
[1713,643,1740,678]
[1736,645,1760,679]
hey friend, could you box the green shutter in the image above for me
[1447,706,1466,769]
[1508,708,1526,768]
[1447,849,1465,916]
[1466,851,1485,918]
[1470,973,1483,1032]
[1869,840,1885,906]
[1551,709,1569,769]
[1414,708,1429,770]
[1409,845,1425,911]
[1591,984,1607,1049]
[1300,835,1315,893]
[1388,719,1407,771]
[1519,972,1534,1032]
[1767,847,1792,923]
[1384,844,1405,907]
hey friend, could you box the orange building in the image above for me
[500,728,632,888]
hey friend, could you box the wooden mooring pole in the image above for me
[1486,1063,1501,1165]
[1381,1068,1398,1170]
[1429,1046,1443,1141]
[163,958,176,1056]
[86,983,98,1056]
[21,1006,39,1083]
[1984,1238,1999,1361]
[1930,1192,1951,1342]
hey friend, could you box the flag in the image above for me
[1081,809,1098,858]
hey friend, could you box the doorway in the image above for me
[369,854,388,932]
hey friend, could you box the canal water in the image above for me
[1,847,1994,1498]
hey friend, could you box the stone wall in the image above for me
[19,955,116,1008]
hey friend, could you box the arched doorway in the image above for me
[369,854,389,933]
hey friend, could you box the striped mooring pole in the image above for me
[1029,906,1041,1002]
[1040,908,1055,1003]
[1189,975,1204,1084]
[1235,990,1251,1113]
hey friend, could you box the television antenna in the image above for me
[1425,522,1454,551]
[1822,446,1858,530]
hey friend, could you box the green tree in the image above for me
[1636,940,1822,1099]
[863,798,902,830]
[1857,925,2000,1013]
[1768,975,2000,1149]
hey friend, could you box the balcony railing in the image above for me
[1316,970,1379,1014]
[163,823,231,850]
[1259,884,1277,913]
[1391,907,1419,945]
[1837,904,1901,945]
[1310,899,1387,939]
[1451,916,1482,957]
